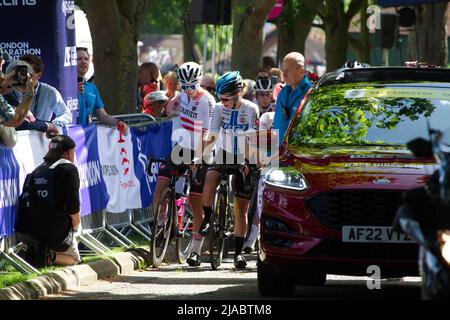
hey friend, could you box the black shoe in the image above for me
[199,219,210,236]
[234,255,247,269]
[187,252,202,267]
[243,246,253,254]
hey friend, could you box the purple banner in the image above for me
[65,125,109,217]
[0,146,20,238]
[0,0,78,122]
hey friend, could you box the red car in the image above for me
[258,66,450,296]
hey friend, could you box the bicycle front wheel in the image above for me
[150,187,174,267]
[209,190,227,270]
[176,197,194,264]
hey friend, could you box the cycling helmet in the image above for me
[215,71,243,95]
[177,62,203,84]
[254,78,274,92]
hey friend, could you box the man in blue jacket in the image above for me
[273,52,312,146]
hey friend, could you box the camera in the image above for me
[13,66,29,85]
[77,76,84,83]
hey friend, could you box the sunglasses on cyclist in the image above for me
[220,96,234,103]
[181,84,199,91]
[256,92,271,97]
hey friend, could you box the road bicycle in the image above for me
[147,158,194,267]
[206,164,245,270]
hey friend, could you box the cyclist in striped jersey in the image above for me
[151,62,215,267]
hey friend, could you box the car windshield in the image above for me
[288,82,450,149]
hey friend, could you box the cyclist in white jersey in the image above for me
[150,62,215,267]
[201,71,260,269]
[253,78,276,115]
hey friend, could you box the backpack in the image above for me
[15,173,38,236]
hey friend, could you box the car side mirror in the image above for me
[407,138,433,158]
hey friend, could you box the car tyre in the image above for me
[257,257,295,297]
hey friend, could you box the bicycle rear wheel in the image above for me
[209,190,227,270]
[176,197,194,264]
[150,187,174,267]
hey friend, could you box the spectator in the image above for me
[137,62,161,111]
[163,71,179,100]
[0,48,8,77]
[17,135,81,267]
[142,90,168,119]
[0,73,35,147]
[273,52,312,145]
[76,47,129,134]
[263,56,276,71]
[269,67,285,101]
[200,73,216,99]
[242,79,256,101]
[256,68,270,80]
[4,56,71,138]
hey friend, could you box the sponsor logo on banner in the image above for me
[64,46,77,67]
[0,178,18,209]
[118,132,135,189]
[77,160,102,189]
[0,42,41,62]
[66,97,78,111]
[0,0,37,7]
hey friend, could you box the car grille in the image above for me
[305,190,404,230]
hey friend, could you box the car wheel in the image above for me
[257,257,295,297]
[296,272,327,286]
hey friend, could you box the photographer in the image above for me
[3,56,72,138]
[1,70,35,147]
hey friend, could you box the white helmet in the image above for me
[177,62,203,84]
[254,78,274,92]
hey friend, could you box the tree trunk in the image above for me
[408,2,448,66]
[84,0,153,115]
[320,0,363,72]
[324,23,350,71]
[231,0,276,79]
[182,10,200,63]
[277,0,321,64]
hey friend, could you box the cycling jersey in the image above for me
[210,98,259,155]
[253,99,276,115]
[173,89,215,150]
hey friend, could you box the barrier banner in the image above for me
[0,0,78,122]
[131,121,173,209]
[66,125,109,217]
[0,146,20,238]
[97,121,173,213]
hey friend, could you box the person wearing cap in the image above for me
[20,134,81,267]
[273,52,312,146]
[142,90,169,119]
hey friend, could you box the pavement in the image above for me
[0,248,151,300]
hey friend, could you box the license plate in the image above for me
[342,226,414,243]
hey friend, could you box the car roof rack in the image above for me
[315,66,450,88]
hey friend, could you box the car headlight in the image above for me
[438,229,450,267]
[264,167,307,191]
